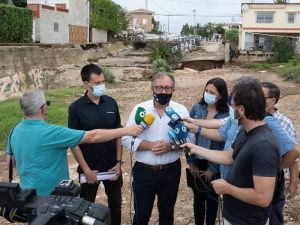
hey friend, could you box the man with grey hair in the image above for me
[122,72,192,225]
[6,89,143,196]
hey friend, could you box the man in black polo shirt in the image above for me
[184,76,281,225]
[68,64,123,225]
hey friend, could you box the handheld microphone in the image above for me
[165,106,183,126]
[168,129,180,147]
[140,113,155,130]
[134,107,146,125]
[174,123,190,153]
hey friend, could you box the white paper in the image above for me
[80,171,117,184]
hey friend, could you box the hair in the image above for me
[232,76,265,120]
[19,89,46,117]
[80,64,103,82]
[151,72,175,89]
[199,77,229,113]
[261,82,280,104]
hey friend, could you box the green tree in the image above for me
[273,37,294,63]
[90,0,129,35]
[150,41,172,62]
[150,28,163,35]
[215,25,225,35]
[225,29,239,44]
[12,0,27,7]
[196,23,215,38]
[0,0,7,4]
[181,23,192,35]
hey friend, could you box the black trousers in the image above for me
[188,159,219,225]
[132,160,181,225]
[79,175,123,225]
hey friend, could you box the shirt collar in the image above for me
[83,91,105,105]
[21,118,47,125]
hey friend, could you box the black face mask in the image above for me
[153,93,172,105]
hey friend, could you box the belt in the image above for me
[137,159,179,171]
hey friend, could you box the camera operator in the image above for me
[6,89,143,196]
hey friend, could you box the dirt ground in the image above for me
[1,67,300,225]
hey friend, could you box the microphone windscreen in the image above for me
[135,107,146,125]
[175,123,188,140]
[168,130,177,140]
[165,106,182,123]
[143,114,155,126]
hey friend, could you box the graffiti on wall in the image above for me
[0,69,44,101]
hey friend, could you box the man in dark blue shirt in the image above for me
[68,64,123,225]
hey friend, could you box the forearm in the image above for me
[71,146,91,173]
[193,146,233,165]
[280,149,298,169]
[201,128,224,142]
[137,140,154,151]
[289,161,299,184]
[226,184,273,208]
[116,138,122,161]
[82,128,128,144]
[191,118,223,129]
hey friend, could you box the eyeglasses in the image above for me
[154,86,174,94]
[40,100,51,109]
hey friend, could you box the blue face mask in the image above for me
[92,84,105,97]
[204,92,217,105]
[229,106,242,125]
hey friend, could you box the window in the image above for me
[256,12,274,23]
[54,22,59,32]
[143,18,148,25]
[288,13,295,24]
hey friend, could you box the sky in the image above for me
[113,0,299,34]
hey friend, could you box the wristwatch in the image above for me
[171,144,177,151]
[116,160,124,165]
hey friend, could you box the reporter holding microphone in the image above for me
[122,72,191,225]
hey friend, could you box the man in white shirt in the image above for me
[122,72,190,225]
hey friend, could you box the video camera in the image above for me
[0,180,110,225]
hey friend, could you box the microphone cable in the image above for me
[129,137,135,224]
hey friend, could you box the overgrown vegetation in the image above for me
[181,23,225,37]
[245,62,272,70]
[152,58,171,75]
[0,87,84,150]
[272,37,295,63]
[278,57,300,83]
[90,0,129,35]
[149,41,172,62]
[102,66,116,83]
[0,4,32,42]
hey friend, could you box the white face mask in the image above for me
[229,106,243,124]
[91,84,105,97]
[204,92,217,105]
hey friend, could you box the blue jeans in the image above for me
[132,160,181,225]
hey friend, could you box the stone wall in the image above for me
[0,42,130,101]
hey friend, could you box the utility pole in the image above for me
[168,15,170,34]
[193,9,196,34]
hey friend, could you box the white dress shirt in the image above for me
[122,99,194,165]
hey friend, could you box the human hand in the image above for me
[84,169,98,184]
[183,121,198,133]
[152,140,171,155]
[200,169,213,182]
[126,125,144,136]
[109,163,121,181]
[211,179,230,195]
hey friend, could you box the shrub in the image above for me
[246,62,272,70]
[225,29,239,44]
[279,64,300,83]
[0,4,32,43]
[152,58,171,75]
[149,41,172,62]
[273,37,295,63]
[102,66,116,83]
